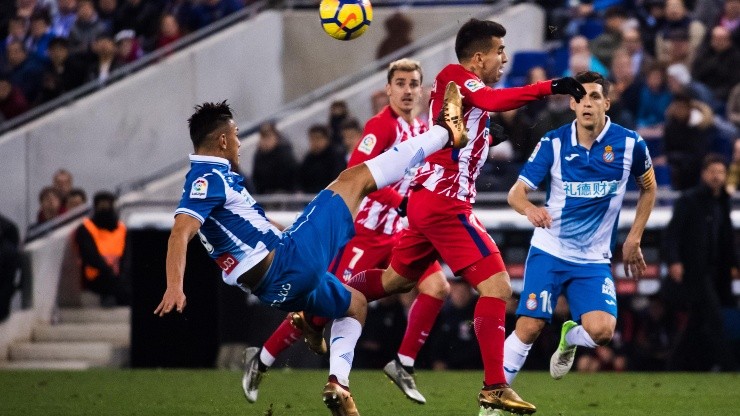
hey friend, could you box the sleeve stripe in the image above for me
[518,175,538,190]
[175,208,205,224]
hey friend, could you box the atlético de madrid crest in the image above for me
[602,145,614,163]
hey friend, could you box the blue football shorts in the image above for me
[516,246,617,323]
[252,190,354,319]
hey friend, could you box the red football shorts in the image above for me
[390,188,506,287]
[329,225,442,283]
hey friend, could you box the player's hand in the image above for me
[523,206,552,228]
[396,196,408,218]
[489,122,510,147]
[551,77,586,103]
[622,239,646,279]
[668,263,684,283]
[154,287,187,317]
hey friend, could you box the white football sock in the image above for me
[259,346,276,367]
[329,317,362,387]
[503,332,532,385]
[397,353,414,367]
[565,325,598,348]
[364,125,448,189]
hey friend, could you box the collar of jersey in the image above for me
[189,154,231,169]
[570,116,611,147]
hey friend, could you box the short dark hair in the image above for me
[574,71,611,97]
[455,19,506,61]
[702,153,727,171]
[340,118,362,132]
[48,36,70,49]
[68,188,87,202]
[38,186,61,203]
[187,100,233,148]
[308,124,330,138]
[93,191,116,207]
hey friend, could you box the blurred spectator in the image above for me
[25,9,55,61]
[728,83,740,128]
[3,17,29,66]
[576,344,627,373]
[0,212,20,322]
[655,0,705,66]
[114,29,142,64]
[53,0,79,37]
[4,40,45,103]
[97,0,119,34]
[36,37,87,104]
[629,295,678,371]
[636,0,666,56]
[636,62,671,136]
[36,186,62,225]
[663,94,714,190]
[155,13,182,49]
[663,154,739,371]
[564,35,609,76]
[718,0,740,45]
[428,278,482,370]
[666,62,722,112]
[87,32,119,84]
[530,94,575,144]
[74,191,130,306]
[68,0,108,54]
[591,6,628,69]
[692,26,740,103]
[53,168,74,205]
[339,117,363,162]
[609,48,643,122]
[251,121,297,194]
[297,124,345,194]
[376,12,412,60]
[0,75,30,119]
[694,0,725,29]
[328,100,349,148]
[65,187,87,210]
[620,27,654,77]
[370,89,389,115]
[187,0,242,31]
[114,0,165,52]
[521,66,548,121]
[725,138,740,194]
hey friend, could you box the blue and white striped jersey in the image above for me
[176,155,281,284]
[518,118,652,263]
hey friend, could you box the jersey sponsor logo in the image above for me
[565,153,579,161]
[528,142,542,162]
[357,134,377,155]
[464,78,485,92]
[601,277,616,299]
[190,177,208,199]
[215,252,239,274]
[602,145,615,163]
[563,180,618,198]
[525,293,538,310]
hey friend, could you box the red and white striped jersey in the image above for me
[348,105,427,235]
[414,64,553,203]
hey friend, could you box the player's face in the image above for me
[570,82,610,130]
[702,162,727,194]
[478,36,507,85]
[386,69,422,117]
[222,119,240,170]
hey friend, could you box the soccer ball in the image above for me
[319,0,373,41]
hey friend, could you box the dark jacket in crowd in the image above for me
[297,146,346,194]
[252,143,297,194]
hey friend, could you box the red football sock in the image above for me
[346,269,387,302]
[473,296,507,386]
[263,316,302,358]
[398,293,444,361]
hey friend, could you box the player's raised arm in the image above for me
[154,213,201,316]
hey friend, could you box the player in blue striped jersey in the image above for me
[502,71,657,384]
[154,92,466,415]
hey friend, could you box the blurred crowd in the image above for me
[0,0,255,122]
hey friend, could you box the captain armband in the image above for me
[635,167,656,191]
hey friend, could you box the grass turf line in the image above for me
[0,370,738,415]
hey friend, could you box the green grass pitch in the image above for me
[1,369,738,415]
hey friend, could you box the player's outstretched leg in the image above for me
[241,347,264,403]
[383,359,426,404]
[550,320,578,379]
[322,378,360,416]
[291,311,328,355]
[478,383,536,415]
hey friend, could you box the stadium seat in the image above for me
[505,51,549,87]
[579,19,604,40]
[548,46,570,77]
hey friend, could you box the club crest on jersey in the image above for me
[464,79,485,92]
[190,177,208,199]
[602,145,615,163]
[358,134,377,155]
[525,293,538,310]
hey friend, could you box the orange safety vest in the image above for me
[81,218,126,281]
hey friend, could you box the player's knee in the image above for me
[336,165,374,194]
[586,325,614,345]
[346,290,368,323]
[419,273,450,299]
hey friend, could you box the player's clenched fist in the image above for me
[523,206,552,229]
[154,288,187,317]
